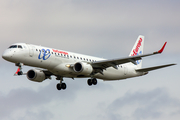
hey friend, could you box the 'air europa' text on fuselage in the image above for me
[52,49,68,55]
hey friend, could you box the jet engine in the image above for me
[27,69,46,82]
[73,62,93,75]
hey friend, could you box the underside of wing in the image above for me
[135,64,176,72]
[43,70,53,76]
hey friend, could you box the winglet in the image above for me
[158,42,167,53]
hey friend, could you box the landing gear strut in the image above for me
[87,78,97,86]
[56,77,67,90]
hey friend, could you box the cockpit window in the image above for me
[18,45,23,49]
[8,45,23,49]
[9,45,17,48]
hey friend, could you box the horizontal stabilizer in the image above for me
[136,64,176,72]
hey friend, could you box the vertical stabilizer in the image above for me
[129,35,144,68]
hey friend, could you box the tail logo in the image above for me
[131,38,142,56]
[136,51,142,64]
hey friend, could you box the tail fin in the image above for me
[129,35,144,68]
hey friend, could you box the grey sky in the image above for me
[0,0,180,120]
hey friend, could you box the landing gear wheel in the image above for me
[56,83,61,90]
[18,71,23,75]
[61,83,67,90]
[87,79,92,86]
[56,83,67,90]
[92,78,97,85]
[56,76,67,91]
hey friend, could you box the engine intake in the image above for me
[27,69,46,82]
[73,62,93,75]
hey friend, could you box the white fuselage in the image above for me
[2,43,144,81]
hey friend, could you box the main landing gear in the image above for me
[87,78,97,86]
[55,77,97,90]
[56,83,66,90]
[56,77,67,90]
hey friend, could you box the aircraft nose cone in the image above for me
[2,51,11,60]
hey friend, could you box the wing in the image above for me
[135,64,176,72]
[91,42,167,69]
[43,70,53,76]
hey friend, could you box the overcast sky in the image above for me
[0,0,180,120]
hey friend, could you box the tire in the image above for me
[56,83,61,90]
[18,71,23,75]
[92,78,97,85]
[87,79,92,86]
[61,83,67,90]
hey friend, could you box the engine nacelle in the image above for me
[73,62,93,75]
[27,69,46,82]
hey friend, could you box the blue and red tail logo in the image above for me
[136,51,142,64]
[131,38,142,56]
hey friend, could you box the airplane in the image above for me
[2,35,176,90]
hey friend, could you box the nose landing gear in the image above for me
[14,63,24,76]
